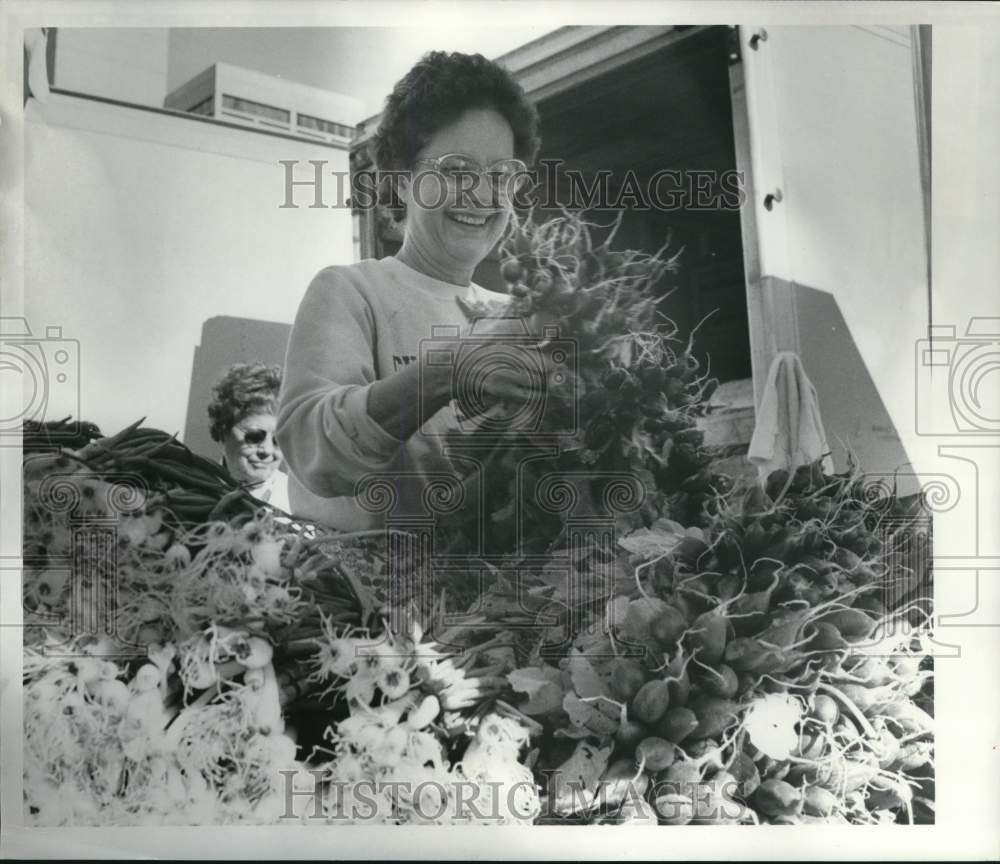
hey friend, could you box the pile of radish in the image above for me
[505,460,934,825]
[434,208,933,825]
[19,208,934,826]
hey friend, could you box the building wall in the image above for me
[166,27,557,117]
[24,94,353,442]
[52,28,170,106]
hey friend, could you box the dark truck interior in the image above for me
[462,26,752,386]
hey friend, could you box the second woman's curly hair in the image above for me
[372,51,541,213]
[207,362,282,443]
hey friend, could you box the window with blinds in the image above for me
[220,94,291,129]
[296,112,353,141]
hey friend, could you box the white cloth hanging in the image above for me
[747,351,834,484]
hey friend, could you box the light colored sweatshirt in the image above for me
[276,255,496,530]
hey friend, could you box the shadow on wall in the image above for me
[183,316,291,461]
[793,285,914,491]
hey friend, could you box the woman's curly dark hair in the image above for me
[372,51,541,215]
[207,363,282,443]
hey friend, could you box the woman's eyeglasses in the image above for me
[235,428,278,448]
[412,153,529,200]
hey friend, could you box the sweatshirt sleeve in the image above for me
[276,266,406,498]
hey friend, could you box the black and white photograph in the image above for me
[1,1,998,859]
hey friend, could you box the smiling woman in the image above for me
[392,107,525,284]
[208,362,290,511]
[276,51,541,531]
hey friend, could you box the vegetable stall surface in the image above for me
[20,210,933,826]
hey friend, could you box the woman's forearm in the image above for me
[366,357,453,442]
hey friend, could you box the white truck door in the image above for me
[731,25,928,478]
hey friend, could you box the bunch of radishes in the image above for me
[530,460,934,825]
[443,209,730,557]
[20,450,379,825]
[23,632,306,825]
[22,452,341,654]
[292,622,539,824]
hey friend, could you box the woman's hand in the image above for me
[367,314,556,439]
[451,337,546,427]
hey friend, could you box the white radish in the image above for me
[131,664,161,693]
[164,544,192,569]
[879,699,934,736]
[211,624,250,656]
[32,567,70,601]
[147,643,176,676]
[165,766,187,803]
[126,689,171,735]
[92,679,130,713]
[214,658,246,681]
[145,527,173,551]
[73,657,104,685]
[243,667,266,690]
[183,655,218,690]
[252,662,284,735]
[238,636,274,669]
[121,515,150,546]
[251,538,284,576]
[407,695,441,730]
